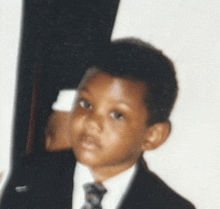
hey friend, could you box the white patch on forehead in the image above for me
[108,79,124,96]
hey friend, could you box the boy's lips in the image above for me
[80,135,101,151]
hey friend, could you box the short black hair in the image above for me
[88,38,178,125]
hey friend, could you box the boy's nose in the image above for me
[85,112,104,133]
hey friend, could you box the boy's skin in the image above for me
[45,89,77,152]
[68,69,170,182]
[45,111,72,152]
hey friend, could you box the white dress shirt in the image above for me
[72,162,137,209]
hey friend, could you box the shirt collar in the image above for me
[73,162,137,209]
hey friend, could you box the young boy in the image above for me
[0,38,195,209]
[68,39,195,209]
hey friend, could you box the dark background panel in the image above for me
[12,0,120,170]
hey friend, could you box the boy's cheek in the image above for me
[69,114,85,136]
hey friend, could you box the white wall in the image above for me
[0,0,220,208]
[0,0,22,191]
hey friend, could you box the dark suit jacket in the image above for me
[0,151,195,209]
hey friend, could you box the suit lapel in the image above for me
[118,158,153,209]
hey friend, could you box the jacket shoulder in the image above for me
[145,169,195,209]
[121,159,196,209]
[0,151,75,209]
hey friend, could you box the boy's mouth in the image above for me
[80,135,101,151]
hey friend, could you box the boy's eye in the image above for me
[110,111,124,120]
[79,99,92,110]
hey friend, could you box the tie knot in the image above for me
[83,182,107,207]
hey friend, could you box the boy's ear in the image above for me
[141,121,171,151]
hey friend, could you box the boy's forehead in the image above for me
[78,69,147,104]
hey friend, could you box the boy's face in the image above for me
[68,70,150,170]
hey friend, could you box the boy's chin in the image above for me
[74,151,104,168]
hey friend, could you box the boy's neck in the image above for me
[89,161,137,182]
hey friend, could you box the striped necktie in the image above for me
[81,182,107,209]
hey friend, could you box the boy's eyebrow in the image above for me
[114,100,134,110]
[80,86,134,109]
